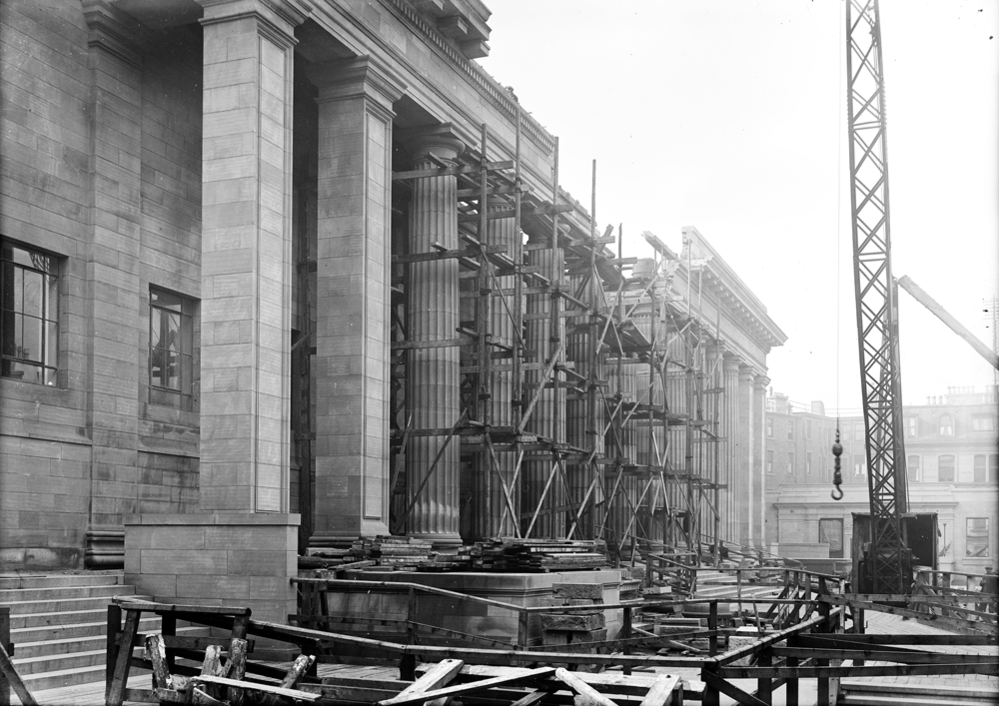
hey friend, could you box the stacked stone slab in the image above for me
[540,582,607,648]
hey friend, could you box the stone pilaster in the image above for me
[305,57,405,542]
[82,1,144,568]
[197,0,301,512]
[403,125,464,545]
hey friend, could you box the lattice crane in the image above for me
[845,0,911,594]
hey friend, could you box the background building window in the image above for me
[1,240,58,385]
[938,414,954,436]
[853,453,866,477]
[766,449,774,474]
[150,288,194,410]
[907,454,920,482]
[938,454,955,482]
[974,455,987,483]
[819,518,844,558]
[971,415,996,432]
[806,419,812,439]
[787,451,794,474]
[806,451,812,474]
[991,455,999,484]
[787,420,794,440]
[853,422,863,441]
[967,517,990,558]
[766,417,773,438]
[906,417,918,437]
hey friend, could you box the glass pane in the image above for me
[22,316,41,363]
[150,308,162,348]
[45,274,57,321]
[165,312,180,352]
[151,289,182,312]
[10,361,41,383]
[13,267,23,313]
[46,321,58,365]
[22,269,42,317]
[43,366,56,386]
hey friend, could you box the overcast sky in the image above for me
[477,0,999,415]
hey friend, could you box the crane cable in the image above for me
[831,0,845,502]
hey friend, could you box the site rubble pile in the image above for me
[539,583,608,653]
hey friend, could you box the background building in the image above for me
[766,386,999,577]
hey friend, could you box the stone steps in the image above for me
[0,572,196,692]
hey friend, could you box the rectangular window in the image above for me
[806,451,812,475]
[938,454,955,483]
[1,241,58,385]
[974,455,987,483]
[766,449,774,474]
[853,454,866,477]
[906,417,918,437]
[971,415,996,432]
[787,420,794,440]
[766,417,773,438]
[990,455,999,484]
[787,451,794,475]
[939,415,954,436]
[854,422,863,441]
[907,454,920,482]
[967,518,990,558]
[819,518,844,558]
[149,287,194,410]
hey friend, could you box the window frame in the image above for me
[149,286,195,411]
[1,239,59,386]
[907,454,921,483]
[938,414,954,437]
[966,517,990,558]
[938,454,956,483]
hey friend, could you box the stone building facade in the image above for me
[766,387,999,576]
[1,0,784,621]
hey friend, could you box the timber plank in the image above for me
[379,667,557,706]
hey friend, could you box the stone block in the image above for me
[539,612,605,631]
[552,583,604,600]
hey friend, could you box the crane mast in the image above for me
[845,0,910,594]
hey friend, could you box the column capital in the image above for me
[198,0,309,46]
[83,0,146,67]
[399,123,465,167]
[753,374,770,390]
[306,56,406,114]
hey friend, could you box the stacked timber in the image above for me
[349,536,434,569]
[459,538,608,572]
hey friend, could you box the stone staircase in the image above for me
[694,569,784,601]
[1,571,193,692]
[838,680,999,705]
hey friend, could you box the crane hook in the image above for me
[831,425,844,500]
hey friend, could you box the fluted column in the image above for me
[523,232,566,537]
[471,207,518,538]
[722,354,741,543]
[753,374,770,547]
[404,125,464,545]
[737,365,755,545]
[306,57,404,541]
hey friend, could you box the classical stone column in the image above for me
[722,354,741,543]
[522,232,565,538]
[472,207,519,539]
[404,125,464,545]
[306,57,405,542]
[737,365,755,546]
[82,1,144,569]
[753,374,770,547]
